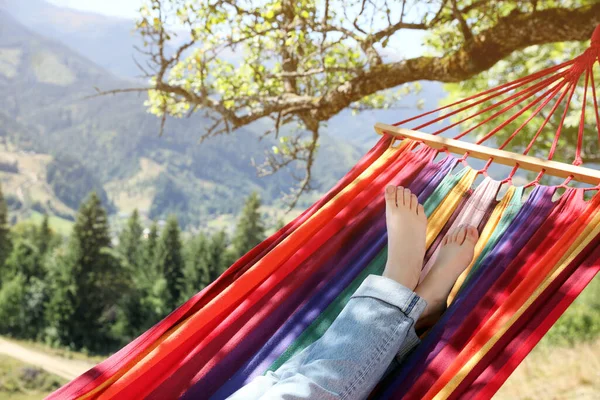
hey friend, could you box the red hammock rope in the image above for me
[393,24,600,185]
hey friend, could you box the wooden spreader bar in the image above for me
[375,123,600,186]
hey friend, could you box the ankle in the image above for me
[383,264,419,290]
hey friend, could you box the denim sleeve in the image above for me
[227,275,427,400]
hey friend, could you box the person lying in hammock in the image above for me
[229,185,479,400]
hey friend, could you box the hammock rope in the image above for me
[396,26,600,180]
[48,25,600,400]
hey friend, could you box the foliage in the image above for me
[4,194,22,212]
[543,276,600,346]
[207,230,235,283]
[0,11,366,227]
[183,232,211,298]
[118,210,144,268]
[4,240,44,283]
[0,274,29,337]
[46,157,115,213]
[0,274,49,340]
[36,214,55,256]
[130,0,598,202]
[1,183,599,358]
[0,183,10,269]
[154,215,186,309]
[441,39,599,173]
[149,173,189,223]
[45,193,126,353]
[0,219,56,340]
[0,355,65,399]
[232,192,266,258]
[145,222,159,266]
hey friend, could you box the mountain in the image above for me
[325,81,452,148]
[2,0,147,79]
[1,0,449,150]
[0,11,366,230]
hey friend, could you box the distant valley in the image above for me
[0,0,447,234]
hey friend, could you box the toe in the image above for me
[465,226,479,243]
[452,227,461,242]
[385,185,397,207]
[403,187,412,207]
[410,193,418,211]
[397,186,405,206]
[456,226,468,245]
[417,204,425,217]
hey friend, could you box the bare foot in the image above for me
[383,185,427,291]
[414,225,478,331]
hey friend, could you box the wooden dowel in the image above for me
[375,123,600,185]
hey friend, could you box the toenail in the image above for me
[386,186,395,194]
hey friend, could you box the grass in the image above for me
[0,147,76,230]
[0,354,66,400]
[104,157,163,214]
[495,275,600,399]
[496,337,600,399]
[27,211,74,237]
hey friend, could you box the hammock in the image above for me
[49,26,600,400]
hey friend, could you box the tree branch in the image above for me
[314,3,600,121]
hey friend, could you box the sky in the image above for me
[45,0,426,58]
[47,0,143,19]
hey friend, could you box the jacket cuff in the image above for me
[351,275,427,321]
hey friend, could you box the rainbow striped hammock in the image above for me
[50,28,600,400]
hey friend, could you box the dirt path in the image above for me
[0,338,95,380]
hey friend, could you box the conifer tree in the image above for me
[118,209,144,269]
[0,183,10,274]
[183,233,210,298]
[232,192,265,259]
[207,230,233,283]
[154,216,185,310]
[112,210,147,341]
[0,274,28,336]
[0,239,48,339]
[4,239,43,281]
[144,222,159,268]
[119,220,168,334]
[36,214,53,256]
[46,192,124,352]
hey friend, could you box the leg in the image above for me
[415,225,479,332]
[228,186,429,400]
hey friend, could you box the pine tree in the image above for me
[144,222,159,268]
[118,209,144,269]
[46,192,125,352]
[207,230,234,283]
[232,192,266,258]
[1,221,50,340]
[112,210,147,341]
[4,239,43,281]
[0,183,10,275]
[0,274,28,336]
[36,214,53,256]
[154,216,185,310]
[183,233,210,298]
[117,220,168,335]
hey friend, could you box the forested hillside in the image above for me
[0,10,366,229]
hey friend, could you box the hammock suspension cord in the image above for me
[382,24,600,188]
